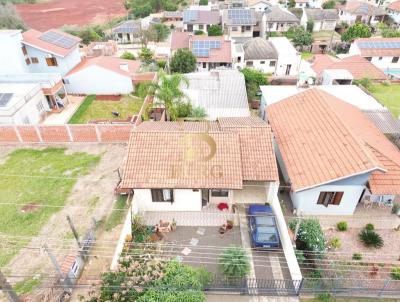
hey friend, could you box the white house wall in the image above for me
[64,65,134,95]
[134,188,202,212]
[0,32,29,74]
[24,45,81,76]
[245,59,276,73]
[276,53,300,76]
[349,42,400,70]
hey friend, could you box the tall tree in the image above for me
[139,47,154,65]
[152,24,170,42]
[292,27,313,50]
[341,22,372,42]
[170,48,197,73]
[207,25,223,36]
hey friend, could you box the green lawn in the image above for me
[369,83,400,118]
[68,95,144,124]
[301,51,314,60]
[0,148,100,266]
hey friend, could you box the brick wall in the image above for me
[0,124,134,144]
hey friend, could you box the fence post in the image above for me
[297,278,304,296]
[378,279,391,297]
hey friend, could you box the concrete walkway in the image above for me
[43,95,84,124]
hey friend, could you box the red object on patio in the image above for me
[217,202,228,211]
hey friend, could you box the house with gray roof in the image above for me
[181,69,250,120]
[222,8,261,38]
[338,0,386,25]
[233,37,278,73]
[300,9,339,32]
[183,9,221,33]
[262,6,300,34]
[112,20,142,43]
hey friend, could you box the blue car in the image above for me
[248,204,280,248]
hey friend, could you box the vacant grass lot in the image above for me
[369,83,400,118]
[0,148,100,266]
[68,95,144,124]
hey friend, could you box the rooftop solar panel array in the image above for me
[114,21,141,34]
[183,10,198,23]
[39,31,78,49]
[0,93,13,107]
[227,9,254,25]
[358,41,400,49]
[192,40,222,57]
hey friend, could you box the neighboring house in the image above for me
[0,30,29,74]
[21,29,81,76]
[263,6,300,34]
[120,117,280,214]
[85,41,118,57]
[266,88,400,215]
[0,83,50,124]
[349,38,400,72]
[112,20,142,44]
[170,32,232,71]
[300,9,339,32]
[64,56,142,95]
[247,0,273,11]
[233,37,278,73]
[163,11,183,21]
[222,8,260,38]
[387,1,400,27]
[182,70,250,120]
[269,37,301,76]
[295,0,308,9]
[338,0,386,25]
[311,54,388,82]
[183,9,221,32]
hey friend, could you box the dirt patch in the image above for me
[15,0,126,31]
[20,203,41,213]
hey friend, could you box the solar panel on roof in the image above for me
[191,40,222,58]
[227,9,254,25]
[358,41,400,49]
[0,93,13,107]
[183,10,198,22]
[39,31,78,49]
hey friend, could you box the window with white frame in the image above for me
[151,189,174,202]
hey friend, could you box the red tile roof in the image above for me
[355,37,400,57]
[171,33,232,63]
[268,88,400,194]
[121,118,278,189]
[388,0,400,11]
[22,29,80,57]
[65,56,141,79]
[311,54,387,80]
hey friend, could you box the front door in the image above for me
[285,64,292,75]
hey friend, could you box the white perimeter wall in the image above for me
[134,188,202,212]
[64,65,134,95]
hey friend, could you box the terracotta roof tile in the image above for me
[22,29,80,57]
[121,119,278,189]
[171,32,191,51]
[388,0,400,12]
[311,54,387,80]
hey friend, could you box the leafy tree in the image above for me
[152,23,170,42]
[79,27,102,45]
[0,3,26,30]
[150,71,189,120]
[306,20,314,33]
[207,24,223,36]
[240,68,268,101]
[219,247,250,279]
[170,48,197,73]
[139,47,154,65]
[341,22,372,42]
[292,27,313,49]
[289,219,326,253]
[120,51,136,60]
[322,0,336,8]
[194,30,205,35]
[199,0,208,5]
[288,0,295,8]
[129,1,153,18]
[190,106,207,118]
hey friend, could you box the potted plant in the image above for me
[392,203,400,216]
[226,220,234,230]
[171,218,177,231]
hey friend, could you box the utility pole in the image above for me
[43,244,72,293]
[66,215,81,248]
[0,271,20,302]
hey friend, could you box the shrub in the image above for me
[295,249,306,264]
[365,223,374,231]
[289,219,326,253]
[308,269,322,279]
[120,51,135,60]
[358,229,383,248]
[157,60,166,69]
[336,221,348,231]
[317,292,331,302]
[194,30,205,35]
[170,48,197,73]
[219,247,250,279]
[352,252,363,260]
[354,77,372,89]
[132,215,149,242]
[391,267,400,280]
[329,237,341,249]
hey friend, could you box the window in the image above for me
[260,61,265,64]
[202,62,207,68]
[392,57,399,63]
[31,57,39,64]
[317,191,344,207]
[378,57,383,60]
[36,101,44,113]
[246,61,253,67]
[232,26,238,31]
[366,57,372,61]
[25,58,31,65]
[211,189,229,197]
[46,57,58,67]
[245,25,251,31]
[21,46,27,55]
[151,189,174,202]
[199,24,204,30]
[22,116,30,124]
[269,60,276,67]
[63,78,70,84]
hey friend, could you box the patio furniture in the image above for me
[361,198,373,209]
[155,220,171,233]
[383,199,393,208]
